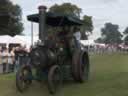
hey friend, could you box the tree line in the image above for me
[0,1,93,39]
[95,22,128,45]
[0,0,23,36]
[2,0,127,46]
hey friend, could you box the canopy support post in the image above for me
[31,22,34,46]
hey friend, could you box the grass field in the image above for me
[0,53,128,96]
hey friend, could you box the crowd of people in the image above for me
[87,44,128,55]
[0,45,29,74]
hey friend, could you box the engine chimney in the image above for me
[38,5,47,42]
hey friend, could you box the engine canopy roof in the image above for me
[27,12,83,27]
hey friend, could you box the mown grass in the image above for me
[0,53,128,96]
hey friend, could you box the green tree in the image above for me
[95,37,104,43]
[48,3,93,40]
[0,0,23,36]
[81,15,93,40]
[49,3,81,17]
[123,27,128,45]
[124,36,128,45]
[123,27,128,35]
[100,22,122,44]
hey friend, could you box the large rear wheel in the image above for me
[72,50,89,82]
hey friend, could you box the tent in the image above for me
[0,35,39,48]
[0,35,12,44]
[0,35,25,44]
[0,35,28,48]
[80,40,95,46]
[14,35,39,47]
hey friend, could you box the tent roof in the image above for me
[27,12,83,26]
[0,35,25,44]
[80,40,95,46]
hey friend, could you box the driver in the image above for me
[57,27,72,58]
[73,27,81,40]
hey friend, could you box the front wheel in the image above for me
[16,65,32,92]
[48,65,62,94]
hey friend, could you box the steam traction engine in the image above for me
[16,5,90,94]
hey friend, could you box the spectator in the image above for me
[11,47,15,71]
[1,48,8,73]
[0,47,2,63]
[14,46,21,72]
[8,48,15,72]
[0,47,2,73]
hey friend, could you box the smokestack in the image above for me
[38,5,47,42]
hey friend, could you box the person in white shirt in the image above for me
[73,27,81,49]
[1,48,8,73]
[73,27,81,40]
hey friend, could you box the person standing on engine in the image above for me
[73,27,81,40]
[73,27,81,49]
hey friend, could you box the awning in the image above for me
[0,35,25,44]
[27,12,83,26]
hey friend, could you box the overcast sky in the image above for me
[11,0,128,39]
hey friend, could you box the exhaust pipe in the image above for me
[38,5,47,42]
